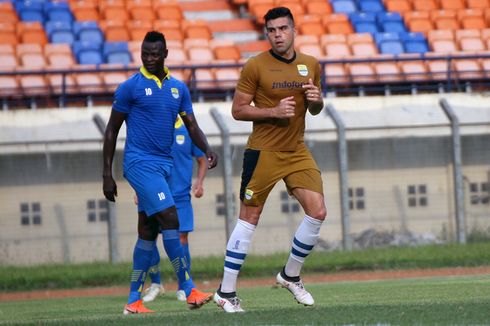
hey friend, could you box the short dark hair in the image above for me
[143,31,166,47]
[264,7,294,25]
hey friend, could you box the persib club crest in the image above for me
[171,87,179,99]
[245,189,254,200]
[297,64,308,77]
[175,134,185,145]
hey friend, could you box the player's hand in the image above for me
[302,78,322,103]
[103,175,118,202]
[274,96,296,118]
[193,182,204,198]
[206,150,218,169]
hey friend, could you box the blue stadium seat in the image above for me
[73,41,103,65]
[45,20,74,44]
[357,0,385,13]
[330,0,357,14]
[44,1,73,23]
[375,32,405,55]
[400,32,429,54]
[103,42,130,65]
[377,12,407,33]
[73,21,104,44]
[350,12,379,34]
[16,1,45,23]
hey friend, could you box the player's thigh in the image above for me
[285,169,326,220]
[175,200,194,232]
[125,164,175,216]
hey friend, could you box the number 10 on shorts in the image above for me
[158,192,166,200]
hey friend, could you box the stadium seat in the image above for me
[128,20,153,42]
[350,12,379,34]
[374,60,402,83]
[19,73,49,96]
[322,34,351,58]
[348,62,377,84]
[358,0,385,13]
[15,0,45,23]
[296,15,325,37]
[213,44,241,61]
[100,20,130,42]
[331,0,357,14]
[214,62,240,89]
[459,37,486,52]
[0,75,20,97]
[46,74,78,95]
[99,63,128,92]
[191,68,216,90]
[466,0,489,9]
[399,58,429,81]
[45,43,72,56]
[405,11,434,35]
[458,9,487,30]
[16,43,42,56]
[20,52,47,69]
[45,21,75,45]
[0,22,18,45]
[103,42,131,65]
[428,30,457,53]
[101,3,129,22]
[378,12,407,33]
[440,0,465,11]
[348,33,378,57]
[46,52,76,68]
[154,0,184,21]
[183,20,213,40]
[166,47,188,65]
[431,10,460,31]
[375,32,405,55]
[454,59,483,80]
[73,69,105,94]
[237,39,269,57]
[0,53,18,70]
[299,43,324,58]
[276,0,305,17]
[400,32,429,53]
[17,22,48,45]
[73,41,103,65]
[0,2,19,24]
[44,1,73,23]
[412,0,438,12]
[184,38,210,49]
[296,34,320,47]
[322,14,354,35]
[153,20,184,41]
[187,46,215,63]
[324,63,349,85]
[73,21,104,44]
[127,0,155,21]
[305,1,332,15]
[0,44,14,55]
[384,0,411,14]
[70,1,99,21]
[249,0,274,24]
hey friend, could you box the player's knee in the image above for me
[138,212,159,240]
[310,206,327,221]
[154,206,180,230]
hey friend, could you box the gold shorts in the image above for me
[239,143,323,206]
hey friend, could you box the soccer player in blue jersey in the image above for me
[142,116,208,303]
[102,31,218,315]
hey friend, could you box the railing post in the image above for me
[439,98,466,244]
[324,104,352,250]
[210,108,235,241]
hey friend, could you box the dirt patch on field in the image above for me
[2,266,490,302]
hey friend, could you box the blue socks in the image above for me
[162,229,194,296]
[128,238,155,304]
[148,245,161,285]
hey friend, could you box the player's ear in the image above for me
[163,49,168,59]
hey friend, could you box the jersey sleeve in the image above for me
[178,83,194,117]
[236,57,259,95]
[112,79,133,113]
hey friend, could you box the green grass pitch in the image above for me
[1,274,489,325]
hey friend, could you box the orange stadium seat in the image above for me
[348,34,378,57]
[153,21,184,41]
[213,60,240,89]
[305,0,332,16]
[99,63,128,92]
[184,38,210,49]
[298,43,324,58]
[428,29,454,42]
[20,53,47,69]
[297,15,325,37]
[47,74,78,95]
[322,14,354,35]
[47,52,76,68]
[430,39,459,53]
[70,1,99,21]
[154,1,184,21]
[374,60,403,83]
[0,75,20,97]
[44,43,72,56]
[0,44,14,54]
[187,46,214,63]
[0,53,18,70]
[16,43,43,56]
[192,68,216,90]
[237,40,270,57]
[458,9,487,30]
[18,71,49,97]
[439,0,465,11]
[276,0,305,17]
[0,22,18,45]
[454,59,483,79]
[127,0,154,20]
[466,0,489,9]
[213,44,241,61]
[480,57,490,77]
[385,0,412,14]
[296,34,320,47]
[128,20,153,42]
[405,11,434,35]
[412,0,438,12]
[431,10,460,31]
[399,59,429,82]
[74,69,105,94]
[100,20,130,42]
[459,37,486,51]
[348,63,377,84]
[324,41,352,58]
[0,2,18,24]
[166,47,188,65]
[183,21,213,40]
[100,0,128,21]
[425,55,449,81]
[249,0,274,25]
[17,22,47,45]
[324,64,349,85]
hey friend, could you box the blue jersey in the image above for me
[168,120,205,202]
[113,66,194,172]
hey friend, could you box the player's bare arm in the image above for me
[181,113,218,169]
[232,90,296,121]
[302,78,324,116]
[102,109,126,202]
[193,156,207,198]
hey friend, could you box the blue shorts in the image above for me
[125,161,175,216]
[175,199,194,233]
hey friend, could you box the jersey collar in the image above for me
[140,66,171,88]
[269,49,296,64]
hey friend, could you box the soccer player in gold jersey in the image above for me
[213,7,327,313]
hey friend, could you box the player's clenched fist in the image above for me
[273,96,296,118]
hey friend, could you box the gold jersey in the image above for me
[236,50,322,151]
